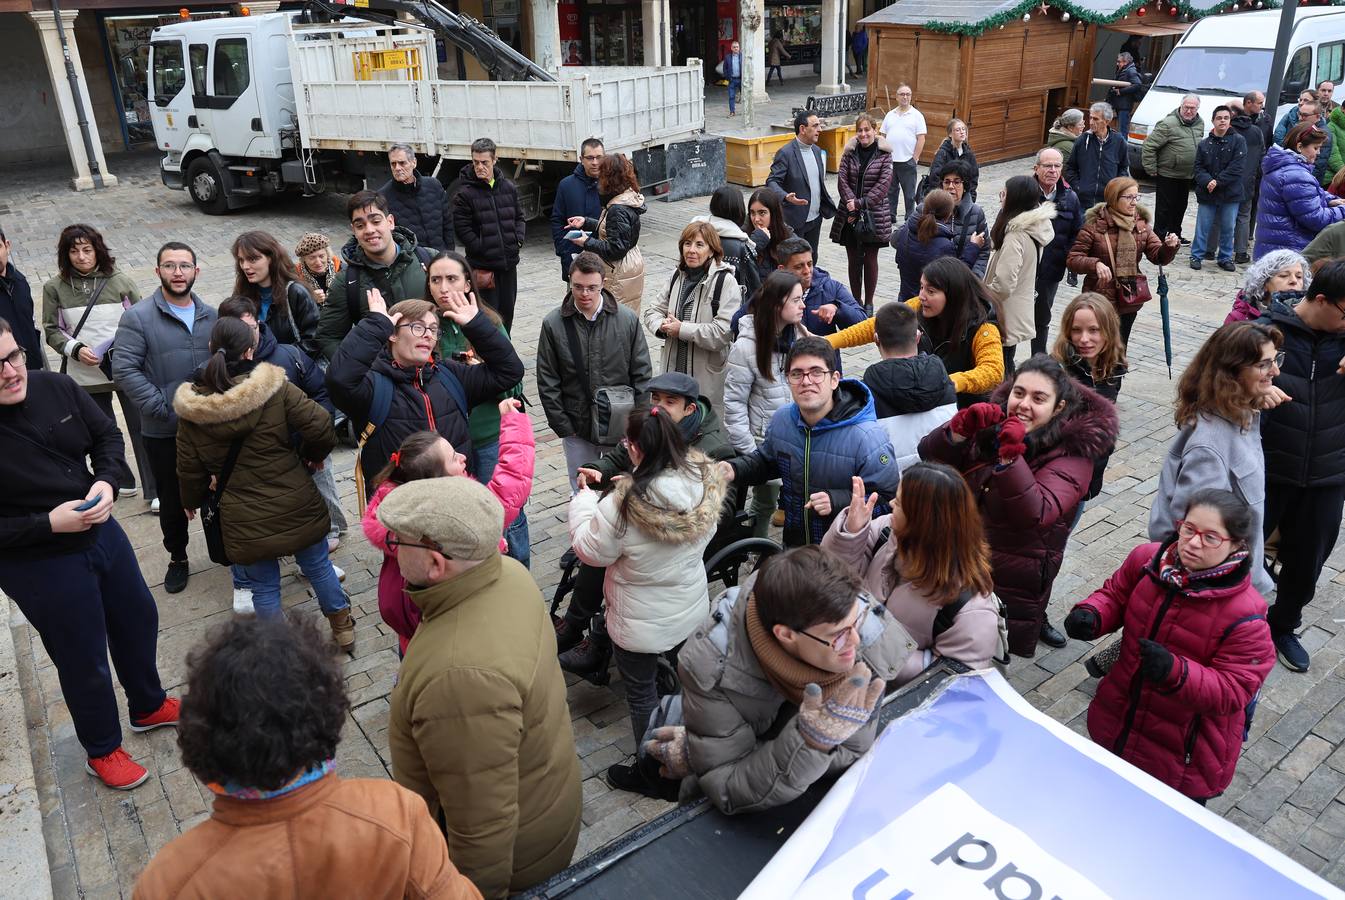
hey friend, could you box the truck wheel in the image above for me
[185,157,229,215]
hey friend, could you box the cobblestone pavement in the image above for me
[5,88,1345,896]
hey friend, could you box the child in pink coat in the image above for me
[363,399,534,654]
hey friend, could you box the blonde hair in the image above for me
[1052,293,1128,387]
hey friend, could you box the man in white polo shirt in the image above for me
[880,84,927,222]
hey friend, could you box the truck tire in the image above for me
[186,156,229,215]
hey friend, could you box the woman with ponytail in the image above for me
[893,188,983,301]
[568,406,726,795]
[173,318,352,649]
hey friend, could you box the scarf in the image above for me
[745,594,850,706]
[1156,542,1249,589]
[207,758,335,801]
[1106,209,1140,279]
[674,265,709,374]
[677,400,705,444]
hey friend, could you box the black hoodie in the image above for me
[862,354,956,419]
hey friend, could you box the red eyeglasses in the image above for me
[1176,520,1232,549]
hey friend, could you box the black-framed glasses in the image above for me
[385,535,450,557]
[397,322,441,338]
[799,596,875,653]
[1251,351,1286,373]
[0,347,26,371]
[786,367,833,384]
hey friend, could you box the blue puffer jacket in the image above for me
[730,379,899,546]
[894,215,982,301]
[1254,145,1345,259]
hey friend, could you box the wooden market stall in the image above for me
[859,0,1200,165]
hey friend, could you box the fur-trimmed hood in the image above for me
[174,361,287,426]
[1003,202,1057,245]
[1082,202,1152,228]
[842,135,894,155]
[609,450,726,544]
[986,377,1118,463]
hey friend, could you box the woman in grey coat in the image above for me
[1149,321,1287,597]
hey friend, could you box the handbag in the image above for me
[201,435,246,566]
[1102,231,1152,308]
[562,314,634,446]
[473,268,496,292]
[854,206,878,242]
[58,280,107,376]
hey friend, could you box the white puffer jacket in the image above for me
[568,451,726,653]
[722,315,808,455]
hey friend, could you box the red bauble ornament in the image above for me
[1137,5,1147,14]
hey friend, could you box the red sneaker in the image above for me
[130,697,180,733]
[85,748,149,790]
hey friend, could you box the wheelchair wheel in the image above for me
[704,537,783,592]
[655,657,680,697]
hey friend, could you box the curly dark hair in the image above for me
[57,224,115,281]
[177,614,349,790]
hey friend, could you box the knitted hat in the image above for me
[375,476,503,562]
[294,232,330,258]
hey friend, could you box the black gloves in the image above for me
[1138,639,1176,683]
[1064,607,1100,641]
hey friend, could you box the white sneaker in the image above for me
[120,486,140,498]
[150,498,160,515]
[232,588,255,616]
[333,564,346,583]
[327,535,341,554]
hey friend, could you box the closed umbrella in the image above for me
[1158,265,1173,379]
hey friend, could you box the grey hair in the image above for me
[1243,250,1310,307]
[1182,94,1200,105]
[1053,108,1085,129]
[388,143,415,161]
[1118,51,1133,65]
[471,137,497,156]
[1089,101,1114,122]
[1036,146,1064,165]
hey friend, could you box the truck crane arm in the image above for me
[302,0,556,83]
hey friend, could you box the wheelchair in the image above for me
[551,485,783,695]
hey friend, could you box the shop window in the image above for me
[213,38,250,98]
[190,44,209,97]
[152,41,186,102]
[1318,42,1345,87]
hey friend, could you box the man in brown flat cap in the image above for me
[379,476,581,900]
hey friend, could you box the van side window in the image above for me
[1319,42,1345,87]
[189,44,208,97]
[1284,46,1312,103]
[213,38,251,98]
[152,41,186,102]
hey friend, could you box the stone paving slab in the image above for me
[3,87,1344,896]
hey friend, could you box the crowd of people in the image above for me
[2,83,1344,897]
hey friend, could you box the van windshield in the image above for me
[1152,47,1273,96]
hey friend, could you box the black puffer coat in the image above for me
[1038,183,1084,286]
[862,353,955,419]
[325,310,524,480]
[452,164,526,271]
[265,281,321,359]
[378,174,455,255]
[1062,352,1126,499]
[1259,305,1345,487]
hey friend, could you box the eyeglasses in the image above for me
[1250,351,1286,372]
[786,367,833,384]
[1176,520,1234,549]
[572,283,603,295]
[941,179,963,188]
[0,347,26,371]
[385,535,450,556]
[397,322,441,338]
[158,262,195,273]
[1117,193,1140,202]
[800,597,875,653]
[581,154,604,162]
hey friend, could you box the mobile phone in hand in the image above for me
[75,495,103,512]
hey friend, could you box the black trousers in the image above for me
[142,435,189,560]
[91,389,156,499]
[800,218,822,262]
[1154,176,1192,240]
[1119,311,1138,348]
[481,266,519,333]
[1264,483,1345,635]
[0,519,164,756]
[1031,279,1061,355]
[565,563,605,625]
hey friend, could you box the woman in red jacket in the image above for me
[918,354,1118,657]
[1064,488,1274,803]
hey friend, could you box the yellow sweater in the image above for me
[827,298,1004,397]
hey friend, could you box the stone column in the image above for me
[815,0,849,95]
[743,0,768,102]
[28,10,117,191]
[641,0,671,67]
[529,0,561,73]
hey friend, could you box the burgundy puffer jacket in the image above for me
[918,380,1118,657]
[1074,540,1273,799]
[830,136,894,246]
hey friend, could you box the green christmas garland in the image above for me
[913,0,1314,37]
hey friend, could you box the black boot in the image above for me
[558,615,613,685]
[606,754,681,801]
[1039,620,1068,649]
[553,616,586,655]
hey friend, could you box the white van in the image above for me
[1127,7,1345,176]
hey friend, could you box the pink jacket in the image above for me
[820,513,1003,685]
[1074,540,1273,799]
[362,409,535,652]
[1224,290,1263,324]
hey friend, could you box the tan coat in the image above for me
[984,203,1057,347]
[595,189,646,312]
[132,774,483,900]
[389,553,582,899]
[641,258,738,409]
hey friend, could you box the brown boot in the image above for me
[325,609,356,654]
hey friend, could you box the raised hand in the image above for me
[844,475,877,535]
[950,402,1005,438]
[367,287,397,324]
[498,397,522,416]
[996,418,1028,464]
[440,290,480,325]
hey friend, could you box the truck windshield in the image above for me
[1152,47,1273,96]
[152,41,186,103]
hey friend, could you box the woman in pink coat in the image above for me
[821,462,1006,685]
[362,399,534,655]
[1065,488,1273,802]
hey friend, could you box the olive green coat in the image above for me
[1142,108,1206,179]
[41,268,141,391]
[174,362,335,564]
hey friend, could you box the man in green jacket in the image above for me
[1142,95,1205,244]
[315,190,435,361]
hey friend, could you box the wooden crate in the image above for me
[818,124,856,172]
[724,132,795,186]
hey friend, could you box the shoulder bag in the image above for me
[201,435,246,566]
[562,314,633,447]
[58,280,107,376]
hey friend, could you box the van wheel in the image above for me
[185,157,229,215]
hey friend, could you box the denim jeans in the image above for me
[237,537,348,619]
[471,440,531,569]
[728,78,740,114]
[1191,201,1239,264]
[890,159,918,221]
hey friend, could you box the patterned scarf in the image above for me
[1156,542,1249,589]
[207,759,335,801]
[745,594,850,706]
[1106,209,1141,279]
